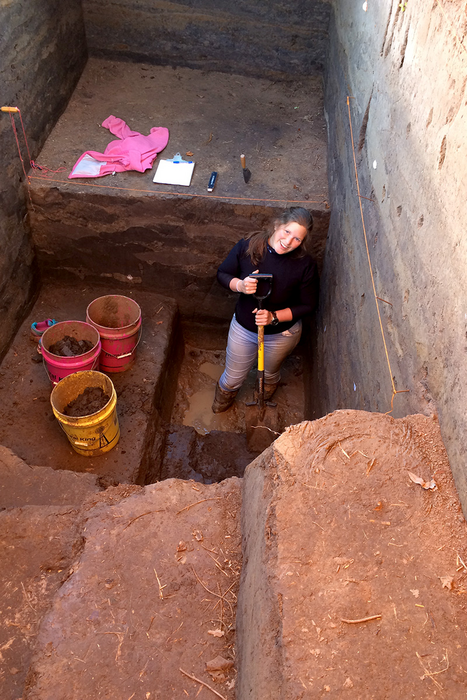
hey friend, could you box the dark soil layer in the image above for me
[64,386,110,417]
[48,335,94,357]
[161,424,258,483]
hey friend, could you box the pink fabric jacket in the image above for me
[69,115,169,179]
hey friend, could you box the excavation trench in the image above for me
[3,0,467,696]
[0,280,314,700]
[3,320,466,700]
[3,31,465,700]
[1,152,466,700]
[0,278,312,487]
[4,55,328,488]
[0,54,335,698]
[157,333,308,483]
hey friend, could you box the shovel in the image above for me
[245,274,280,452]
[240,154,251,184]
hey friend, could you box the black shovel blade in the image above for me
[242,167,251,183]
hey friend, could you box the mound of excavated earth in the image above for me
[237,410,467,698]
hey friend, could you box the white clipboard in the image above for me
[153,152,195,186]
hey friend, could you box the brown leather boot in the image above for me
[212,383,239,413]
[264,383,279,401]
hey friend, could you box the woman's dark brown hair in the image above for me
[244,207,313,266]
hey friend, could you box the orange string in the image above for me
[18,108,33,165]
[5,106,327,206]
[385,390,410,416]
[346,96,408,412]
[8,110,34,208]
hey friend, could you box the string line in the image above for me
[8,110,34,207]
[347,95,408,411]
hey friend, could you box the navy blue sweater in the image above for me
[217,239,318,334]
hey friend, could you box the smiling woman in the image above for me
[212,207,319,413]
[269,220,308,254]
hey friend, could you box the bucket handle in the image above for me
[42,350,100,384]
[102,326,143,360]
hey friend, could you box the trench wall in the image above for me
[82,0,331,78]
[0,0,87,359]
[29,187,330,327]
[314,1,467,511]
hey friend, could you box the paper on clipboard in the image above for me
[153,152,195,186]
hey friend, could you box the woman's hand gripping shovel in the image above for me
[245,273,280,452]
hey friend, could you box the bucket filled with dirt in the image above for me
[50,370,120,456]
[40,320,101,386]
[86,295,142,373]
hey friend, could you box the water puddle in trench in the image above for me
[182,362,225,435]
[159,345,306,483]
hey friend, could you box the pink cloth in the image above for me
[69,115,169,179]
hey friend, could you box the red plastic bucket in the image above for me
[40,321,101,386]
[86,295,142,373]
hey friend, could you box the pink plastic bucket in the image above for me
[40,321,101,386]
[86,295,142,373]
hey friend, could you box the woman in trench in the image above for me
[212,206,319,413]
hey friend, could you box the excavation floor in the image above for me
[29,58,328,207]
[0,276,308,488]
[0,282,178,484]
[159,342,306,482]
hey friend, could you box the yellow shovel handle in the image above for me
[257,325,264,372]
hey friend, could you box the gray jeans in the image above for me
[219,314,302,391]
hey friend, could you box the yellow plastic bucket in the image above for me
[50,371,120,456]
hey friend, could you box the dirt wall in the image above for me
[313,1,467,513]
[0,0,87,359]
[29,188,328,325]
[82,0,331,78]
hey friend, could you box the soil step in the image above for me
[237,411,467,698]
[3,411,466,699]
[28,59,330,324]
[0,284,180,485]
[0,445,101,507]
[23,479,241,700]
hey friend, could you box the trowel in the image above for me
[240,154,251,184]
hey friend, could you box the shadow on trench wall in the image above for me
[0,0,88,360]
